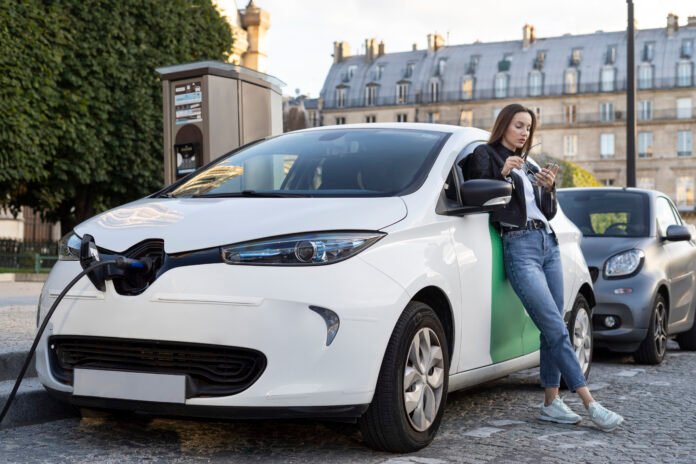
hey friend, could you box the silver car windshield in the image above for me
[558,190,651,237]
[167,128,449,198]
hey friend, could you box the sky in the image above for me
[228,0,696,97]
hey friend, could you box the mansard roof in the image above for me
[320,26,696,108]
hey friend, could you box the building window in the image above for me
[532,106,542,126]
[600,102,614,122]
[437,58,447,77]
[600,67,616,92]
[682,39,694,59]
[643,42,655,62]
[637,177,655,190]
[638,131,654,158]
[638,64,653,89]
[605,45,617,65]
[528,71,543,97]
[492,107,502,121]
[461,75,474,100]
[494,73,508,98]
[365,85,378,106]
[564,69,578,94]
[603,179,615,187]
[677,98,693,119]
[336,87,347,108]
[335,116,346,125]
[376,64,385,80]
[308,111,319,127]
[570,48,583,66]
[396,82,409,104]
[365,115,376,123]
[677,61,694,87]
[638,100,653,121]
[678,130,693,157]
[347,65,357,80]
[396,113,408,123]
[459,109,473,127]
[600,133,615,158]
[405,62,416,78]
[563,134,577,157]
[429,79,440,103]
[427,111,440,123]
[676,177,695,209]
[564,104,577,125]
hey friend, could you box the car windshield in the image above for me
[557,190,650,237]
[166,128,450,198]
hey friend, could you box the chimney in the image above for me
[378,40,386,57]
[667,13,679,36]
[427,33,445,52]
[688,16,696,27]
[365,38,378,62]
[333,41,351,64]
[412,43,418,51]
[523,24,536,49]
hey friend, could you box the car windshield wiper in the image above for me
[192,190,310,198]
[155,192,176,198]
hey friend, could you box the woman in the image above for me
[464,103,623,432]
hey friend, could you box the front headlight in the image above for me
[604,249,644,278]
[221,231,386,266]
[58,232,82,261]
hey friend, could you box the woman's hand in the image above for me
[500,156,525,177]
[535,168,556,191]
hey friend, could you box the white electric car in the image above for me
[37,124,595,452]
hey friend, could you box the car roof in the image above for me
[292,122,489,137]
[558,187,665,199]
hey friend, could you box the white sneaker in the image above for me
[539,396,582,424]
[588,402,624,432]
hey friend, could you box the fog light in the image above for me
[613,288,633,294]
[604,316,619,328]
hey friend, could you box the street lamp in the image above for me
[626,0,636,187]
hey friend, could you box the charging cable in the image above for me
[0,256,150,426]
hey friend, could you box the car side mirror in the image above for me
[445,179,512,216]
[665,224,692,242]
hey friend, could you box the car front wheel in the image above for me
[634,294,668,364]
[569,293,593,380]
[359,301,449,452]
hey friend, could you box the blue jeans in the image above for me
[502,228,587,392]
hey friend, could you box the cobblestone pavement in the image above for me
[1,341,695,464]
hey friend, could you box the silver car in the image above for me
[557,187,696,364]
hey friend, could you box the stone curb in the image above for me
[0,378,78,429]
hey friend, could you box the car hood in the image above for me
[580,236,652,267]
[75,197,407,253]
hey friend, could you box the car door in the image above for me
[655,196,696,329]
[450,142,540,372]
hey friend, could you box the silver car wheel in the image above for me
[572,306,592,375]
[654,301,668,358]
[403,327,445,432]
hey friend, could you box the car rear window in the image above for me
[557,190,651,237]
[167,128,450,198]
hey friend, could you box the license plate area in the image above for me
[73,369,186,404]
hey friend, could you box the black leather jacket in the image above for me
[461,142,557,228]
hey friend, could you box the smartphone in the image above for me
[544,163,560,176]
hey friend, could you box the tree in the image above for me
[533,154,602,188]
[0,0,233,234]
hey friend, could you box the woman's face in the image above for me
[503,111,533,151]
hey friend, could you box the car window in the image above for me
[655,196,680,235]
[167,128,450,198]
[557,190,650,237]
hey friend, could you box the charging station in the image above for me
[157,61,284,185]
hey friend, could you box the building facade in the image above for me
[316,14,696,211]
[213,0,271,73]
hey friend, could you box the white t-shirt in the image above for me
[511,167,551,232]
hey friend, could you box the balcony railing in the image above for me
[323,77,695,110]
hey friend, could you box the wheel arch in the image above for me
[411,286,455,360]
[578,283,596,309]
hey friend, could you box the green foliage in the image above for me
[533,154,601,188]
[0,0,233,233]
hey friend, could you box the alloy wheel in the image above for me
[572,306,592,375]
[654,301,668,358]
[403,327,445,432]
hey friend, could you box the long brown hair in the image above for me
[488,104,536,157]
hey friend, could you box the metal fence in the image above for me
[0,239,59,272]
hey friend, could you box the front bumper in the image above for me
[36,258,410,410]
[590,272,656,352]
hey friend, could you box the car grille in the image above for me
[588,267,599,283]
[48,336,266,398]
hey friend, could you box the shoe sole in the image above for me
[538,414,582,425]
[594,417,624,432]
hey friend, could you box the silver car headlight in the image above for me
[221,231,386,266]
[604,249,645,278]
[58,232,82,261]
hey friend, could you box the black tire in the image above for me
[676,318,696,350]
[561,293,593,389]
[359,301,449,452]
[634,294,668,365]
